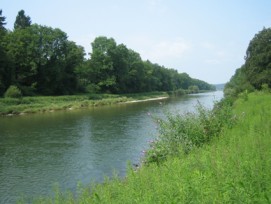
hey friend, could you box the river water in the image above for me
[0,91,223,203]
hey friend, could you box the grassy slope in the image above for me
[23,92,271,203]
[0,92,168,116]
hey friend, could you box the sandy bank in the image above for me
[125,96,168,104]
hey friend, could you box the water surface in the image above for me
[0,91,223,203]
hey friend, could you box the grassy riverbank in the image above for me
[0,92,169,116]
[26,91,271,203]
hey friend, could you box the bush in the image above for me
[144,102,235,165]
[86,84,101,94]
[168,89,186,97]
[261,83,270,93]
[4,85,23,98]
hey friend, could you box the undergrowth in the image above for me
[144,99,235,164]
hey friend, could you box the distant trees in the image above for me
[0,9,214,97]
[224,27,271,97]
[2,16,85,95]
[75,36,215,94]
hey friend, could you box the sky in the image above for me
[2,0,271,84]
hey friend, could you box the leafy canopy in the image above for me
[14,10,31,30]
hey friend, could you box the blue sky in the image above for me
[2,0,271,84]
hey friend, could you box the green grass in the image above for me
[21,92,271,203]
[0,92,169,116]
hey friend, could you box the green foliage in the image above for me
[144,101,234,164]
[0,92,168,115]
[2,9,213,97]
[0,10,10,96]
[4,85,22,98]
[168,88,186,96]
[0,10,7,31]
[77,36,214,94]
[245,27,271,89]
[261,83,270,93]
[14,10,31,30]
[188,85,199,93]
[85,83,101,94]
[224,66,255,99]
[225,27,271,97]
[238,90,249,101]
[4,24,84,95]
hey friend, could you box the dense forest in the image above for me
[224,27,271,97]
[0,10,215,97]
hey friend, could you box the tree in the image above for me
[6,24,85,95]
[224,66,254,98]
[0,40,12,96]
[62,41,85,94]
[88,36,117,93]
[33,25,84,95]
[224,27,271,97]
[14,10,31,30]
[0,10,9,96]
[244,27,271,89]
[111,44,130,93]
[5,26,39,94]
[0,10,7,31]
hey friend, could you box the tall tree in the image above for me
[0,10,7,31]
[5,26,40,94]
[6,24,85,95]
[244,27,271,89]
[224,27,271,97]
[0,10,10,96]
[88,36,117,93]
[14,10,31,30]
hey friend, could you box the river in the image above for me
[0,91,223,203]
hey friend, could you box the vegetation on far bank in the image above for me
[0,91,168,116]
[0,88,212,116]
[0,9,214,99]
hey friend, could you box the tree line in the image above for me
[0,9,215,97]
[224,27,271,97]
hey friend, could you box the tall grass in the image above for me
[21,92,271,203]
[144,99,235,164]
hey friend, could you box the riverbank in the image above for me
[28,91,271,203]
[0,92,169,116]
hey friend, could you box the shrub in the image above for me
[144,101,235,165]
[4,85,23,98]
[261,83,270,93]
[86,84,101,94]
[188,85,200,93]
[168,89,186,97]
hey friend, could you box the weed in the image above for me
[143,101,235,165]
